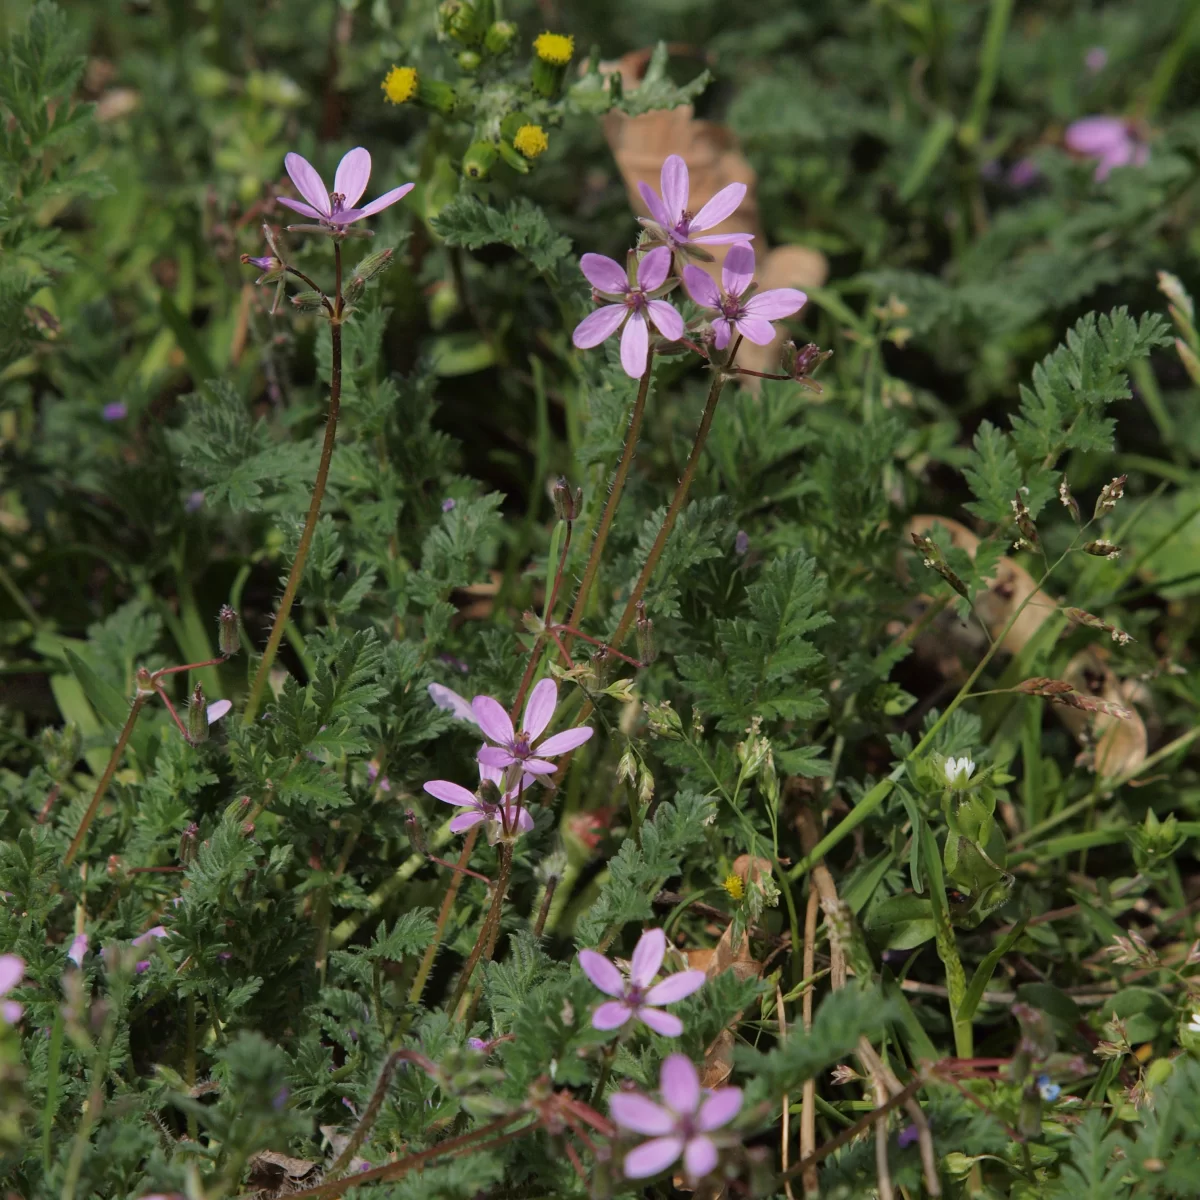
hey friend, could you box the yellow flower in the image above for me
[721,873,745,901]
[533,32,574,65]
[513,124,549,159]
[381,66,419,105]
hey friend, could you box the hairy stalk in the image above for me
[449,845,514,1019]
[511,518,574,716]
[565,352,654,649]
[409,826,481,1010]
[243,242,344,725]
[609,360,730,652]
[63,692,148,868]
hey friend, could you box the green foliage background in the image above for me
[2,0,1200,1196]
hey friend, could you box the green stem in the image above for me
[243,243,344,725]
[449,845,514,1019]
[608,363,729,652]
[63,692,149,868]
[960,0,1014,148]
[565,353,654,645]
[1144,0,1200,117]
[408,826,480,1010]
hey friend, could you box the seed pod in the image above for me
[461,141,497,181]
[178,822,199,867]
[405,809,427,854]
[218,604,241,657]
[135,666,156,695]
[635,601,657,664]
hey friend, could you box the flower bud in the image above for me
[290,290,327,312]
[405,809,427,854]
[217,604,241,657]
[1011,490,1039,550]
[240,253,285,284]
[461,141,497,180]
[178,822,199,867]
[1083,539,1121,558]
[438,0,482,44]
[456,49,482,72]
[135,666,156,695]
[1058,477,1082,524]
[781,340,833,387]
[497,141,531,175]
[1093,474,1126,519]
[635,601,657,664]
[187,684,210,744]
[552,476,580,521]
[484,19,516,54]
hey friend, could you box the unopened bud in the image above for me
[135,666,156,695]
[351,247,394,284]
[290,290,327,312]
[438,0,481,43]
[405,808,427,854]
[187,683,210,744]
[552,476,580,521]
[456,49,482,72]
[590,646,611,687]
[241,821,255,837]
[461,141,497,180]
[107,854,123,879]
[179,822,199,866]
[240,253,285,284]
[1083,539,1121,559]
[1093,474,1126,520]
[1177,338,1200,386]
[781,340,833,389]
[477,778,502,807]
[497,140,531,175]
[484,19,516,53]
[635,601,657,664]
[218,605,240,657]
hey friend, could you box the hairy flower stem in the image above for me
[408,826,481,1011]
[449,844,514,1020]
[510,519,574,717]
[63,693,148,868]
[243,242,344,726]
[564,352,654,649]
[609,362,730,652]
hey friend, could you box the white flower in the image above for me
[944,755,976,788]
[1186,1010,1200,1035]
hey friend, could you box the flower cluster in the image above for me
[571,154,807,378]
[424,677,592,844]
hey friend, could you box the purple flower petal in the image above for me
[423,780,479,807]
[620,312,650,378]
[578,949,625,997]
[580,253,629,295]
[472,696,515,747]
[712,317,733,350]
[592,1000,634,1030]
[522,677,558,741]
[697,1087,743,1131]
[743,288,807,320]
[477,745,516,769]
[333,147,372,209]
[691,232,756,245]
[647,300,684,343]
[630,928,666,987]
[518,757,559,775]
[284,152,330,216]
[535,726,593,756]
[131,925,167,947]
[733,315,778,346]
[0,956,23,996]
[638,181,672,229]
[660,155,689,225]
[353,183,415,219]
[637,246,672,292]
[644,969,706,1006]
[206,699,232,724]
[721,243,756,299]
[503,806,535,834]
[690,182,747,233]
[683,266,721,310]
[1064,116,1129,156]
[276,196,326,221]
[450,811,487,832]
[1,1001,22,1023]
[660,1054,701,1113]
[103,402,127,421]
[624,1135,684,1179]
[610,1093,676,1135]
[428,683,478,724]
[67,933,88,967]
[683,1135,718,1179]
[573,304,627,349]
[638,1006,684,1037]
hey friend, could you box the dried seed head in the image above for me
[1083,539,1121,559]
[1094,474,1127,519]
[1059,478,1082,524]
[635,600,657,664]
[218,605,241,657]
[552,476,580,521]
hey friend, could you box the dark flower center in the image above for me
[673,209,694,238]
[719,293,744,321]
[330,191,346,216]
[624,289,648,313]
[512,733,532,758]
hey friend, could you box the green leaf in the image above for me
[612,41,712,117]
[962,419,1023,524]
[957,919,1027,1025]
[431,195,572,274]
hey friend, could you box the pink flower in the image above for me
[423,759,535,841]
[1064,116,1149,181]
[0,954,23,1025]
[473,678,593,776]
[428,682,479,725]
[638,154,753,256]
[610,1054,743,1181]
[278,147,414,228]
[1085,47,1108,73]
[132,926,168,948]
[572,247,684,378]
[683,244,806,351]
[67,933,88,967]
[578,928,705,1036]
